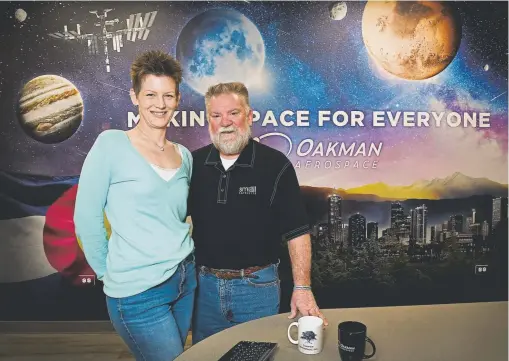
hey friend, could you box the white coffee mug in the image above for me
[287,316,324,355]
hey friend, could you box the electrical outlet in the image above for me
[78,274,96,285]
[474,265,488,275]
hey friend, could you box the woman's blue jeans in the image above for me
[106,255,197,361]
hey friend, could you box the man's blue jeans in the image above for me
[106,255,197,361]
[192,263,280,344]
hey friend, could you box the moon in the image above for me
[484,64,489,71]
[176,9,265,95]
[362,1,462,80]
[15,8,27,23]
[330,2,348,21]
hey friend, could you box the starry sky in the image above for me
[0,1,507,188]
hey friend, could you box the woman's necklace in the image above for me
[137,126,165,151]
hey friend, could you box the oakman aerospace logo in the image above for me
[253,133,382,162]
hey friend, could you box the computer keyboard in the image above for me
[218,341,278,361]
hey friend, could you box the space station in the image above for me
[47,9,158,72]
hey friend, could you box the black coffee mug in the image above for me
[338,321,376,361]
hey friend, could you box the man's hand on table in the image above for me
[288,289,329,326]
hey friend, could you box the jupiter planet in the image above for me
[361,1,462,80]
[18,75,84,143]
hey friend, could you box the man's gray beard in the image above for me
[210,126,252,156]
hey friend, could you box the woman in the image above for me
[74,50,196,361]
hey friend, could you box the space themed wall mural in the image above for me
[0,1,507,321]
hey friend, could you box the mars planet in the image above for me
[18,75,84,143]
[361,1,462,80]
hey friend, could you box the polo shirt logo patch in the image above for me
[239,186,256,195]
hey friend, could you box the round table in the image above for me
[176,301,507,361]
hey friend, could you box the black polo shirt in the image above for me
[189,139,310,269]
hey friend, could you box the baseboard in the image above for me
[0,321,114,333]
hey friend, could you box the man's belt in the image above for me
[201,264,271,280]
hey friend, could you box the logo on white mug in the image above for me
[287,316,324,355]
[301,331,317,344]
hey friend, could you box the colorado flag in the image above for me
[0,170,106,320]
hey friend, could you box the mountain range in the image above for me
[321,172,508,201]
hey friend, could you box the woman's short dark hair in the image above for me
[130,50,183,95]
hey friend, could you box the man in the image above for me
[189,82,327,344]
